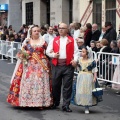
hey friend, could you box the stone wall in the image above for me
[22,0,40,26]
[8,0,22,32]
[0,0,22,32]
[0,0,8,4]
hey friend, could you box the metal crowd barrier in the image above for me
[0,40,21,63]
[97,52,120,85]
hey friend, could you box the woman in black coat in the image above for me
[84,23,92,46]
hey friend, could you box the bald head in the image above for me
[92,23,98,31]
[58,23,68,36]
[59,23,68,28]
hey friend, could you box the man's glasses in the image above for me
[58,27,67,30]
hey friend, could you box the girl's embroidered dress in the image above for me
[7,40,52,107]
[71,58,98,106]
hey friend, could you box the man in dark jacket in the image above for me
[91,23,101,41]
[103,22,117,44]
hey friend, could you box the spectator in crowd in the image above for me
[98,39,111,61]
[9,34,14,41]
[79,26,86,39]
[24,25,28,37]
[8,25,14,35]
[117,39,120,53]
[73,22,81,40]
[14,34,21,43]
[91,23,101,41]
[4,26,9,35]
[110,40,119,53]
[97,39,111,82]
[69,23,75,37]
[96,41,101,52]
[6,34,20,58]
[44,24,49,30]
[103,22,117,44]
[17,32,21,38]
[53,27,59,36]
[0,26,3,39]
[1,26,9,40]
[99,26,106,41]
[0,26,3,30]
[6,34,9,41]
[20,33,25,43]
[18,24,25,34]
[117,24,120,40]
[105,41,119,87]
[40,26,47,36]
[8,25,12,30]
[43,26,56,44]
[76,37,85,50]
[18,24,28,37]
[90,40,97,52]
[84,23,92,46]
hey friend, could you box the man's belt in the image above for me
[58,59,66,66]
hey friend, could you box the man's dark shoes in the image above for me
[51,103,59,109]
[62,106,72,112]
[51,104,57,109]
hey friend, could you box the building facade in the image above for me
[0,0,22,32]
[22,0,120,32]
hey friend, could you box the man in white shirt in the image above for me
[73,22,81,40]
[43,26,56,44]
[46,23,79,112]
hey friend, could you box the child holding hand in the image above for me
[75,47,98,114]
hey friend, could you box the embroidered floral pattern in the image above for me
[7,43,52,107]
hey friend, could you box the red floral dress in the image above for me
[7,42,52,107]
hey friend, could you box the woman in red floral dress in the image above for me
[7,25,52,107]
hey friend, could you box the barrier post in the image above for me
[10,42,14,64]
[0,40,4,60]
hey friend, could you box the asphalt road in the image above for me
[0,60,120,120]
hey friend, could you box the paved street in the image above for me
[0,60,120,120]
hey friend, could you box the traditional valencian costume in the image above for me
[71,47,101,108]
[46,34,79,112]
[7,25,52,107]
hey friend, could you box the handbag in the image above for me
[92,88,103,97]
[92,80,103,102]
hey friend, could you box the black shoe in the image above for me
[115,91,120,95]
[51,103,59,109]
[62,106,72,112]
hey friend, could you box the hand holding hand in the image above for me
[93,78,96,83]
[70,60,77,67]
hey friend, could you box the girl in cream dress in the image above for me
[75,47,98,114]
